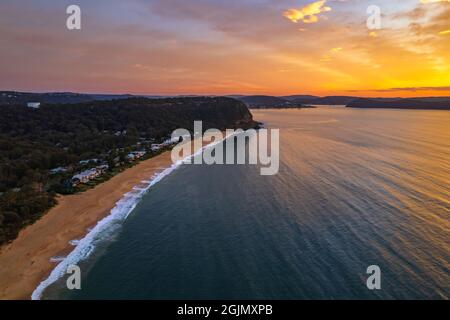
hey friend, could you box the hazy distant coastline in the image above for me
[233,95,450,110]
[2,91,449,110]
[347,97,450,110]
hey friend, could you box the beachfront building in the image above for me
[72,169,99,186]
[96,164,109,174]
[152,141,176,151]
[151,144,163,152]
[27,102,41,109]
[49,167,68,175]
[71,164,109,186]
[79,159,99,165]
[127,151,147,161]
[151,136,181,152]
[114,130,127,136]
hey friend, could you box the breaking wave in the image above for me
[31,134,232,300]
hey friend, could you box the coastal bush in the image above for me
[0,97,256,245]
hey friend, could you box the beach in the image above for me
[0,151,174,300]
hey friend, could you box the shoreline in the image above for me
[0,132,233,300]
[0,151,175,300]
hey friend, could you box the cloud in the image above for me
[1,0,449,97]
[283,0,332,24]
[420,0,450,3]
[439,29,450,34]
[349,86,450,92]
[390,86,450,92]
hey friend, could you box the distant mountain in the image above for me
[234,95,304,109]
[236,95,290,106]
[281,95,319,102]
[0,91,137,105]
[5,92,448,110]
[225,95,247,99]
[290,96,358,105]
[91,94,136,101]
[0,91,92,105]
[347,97,450,110]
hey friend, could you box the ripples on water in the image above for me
[47,106,449,300]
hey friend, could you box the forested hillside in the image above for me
[0,97,256,245]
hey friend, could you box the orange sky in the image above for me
[0,0,449,97]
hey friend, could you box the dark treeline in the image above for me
[0,97,256,244]
[0,91,134,105]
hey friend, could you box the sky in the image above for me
[0,0,449,97]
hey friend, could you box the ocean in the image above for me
[41,106,449,300]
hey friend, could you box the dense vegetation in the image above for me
[235,95,357,107]
[0,91,134,105]
[0,97,256,245]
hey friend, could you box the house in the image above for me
[127,151,146,161]
[164,136,184,144]
[71,168,101,186]
[151,144,164,152]
[96,164,109,173]
[79,159,99,165]
[114,130,127,136]
[134,151,146,158]
[27,102,41,109]
[50,167,68,175]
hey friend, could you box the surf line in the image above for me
[30,133,235,300]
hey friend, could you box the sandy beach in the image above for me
[0,151,174,300]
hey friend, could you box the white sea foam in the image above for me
[49,256,66,263]
[133,186,149,191]
[31,134,233,300]
[69,239,80,246]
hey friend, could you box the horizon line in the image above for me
[2,89,450,100]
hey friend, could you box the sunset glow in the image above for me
[0,0,449,97]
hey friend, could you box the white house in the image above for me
[96,164,109,173]
[134,151,146,158]
[72,168,101,186]
[27,102,41,109]
[151,144,164,152]
[127,151,146,161]
[49,167,68,175]
[79,159,99,165]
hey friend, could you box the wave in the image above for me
[49,256,66,263]
[31,133,234,300]
[69,239,81,246]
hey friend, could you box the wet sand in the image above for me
[0,151,174,300]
